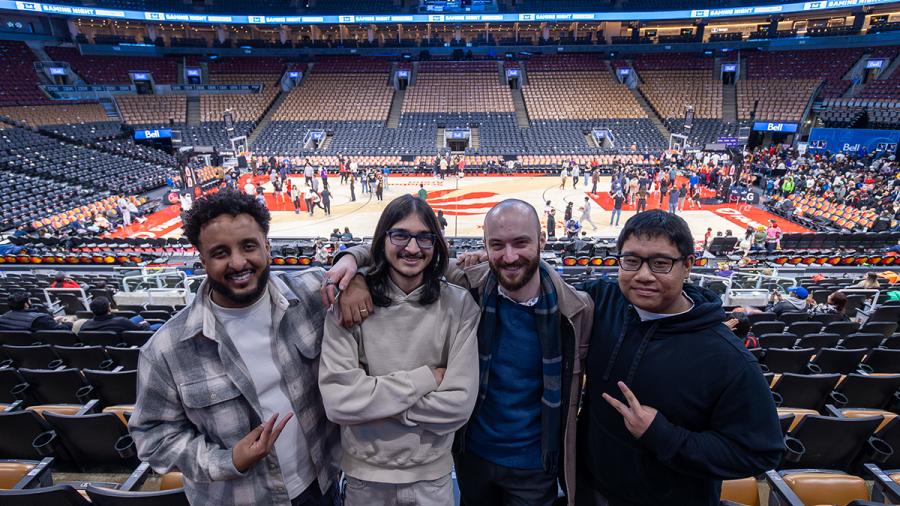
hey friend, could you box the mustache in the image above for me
[398,252,425,260]
[495,259,528,270]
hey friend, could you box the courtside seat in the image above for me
[52,345,113,370]
[86,484,190,505]
[752,321,786,336]
[0,367,33,405]
[84,369,137,406]
[0,409,59,460]
[826,406,897,431]
[0,461,35,489]
[832,373,900,409]
[761,348,815,374]
[865,463,900,503]
[782,415,882,471]
[766,469,869,505]
[120,331,153,348]
[777,408,819,433]
[807,348,867,375]
[18,368,93,405]
[759,333,797,349]
[81,462,188,505]
[102,405,134,426]
[105,347,139,370]
[33,330,79,347]
[720,477,760,506]
[771,373,842,410]
[1,345,62,370]
[794,333,841,352]
[860,321,899,338]
[861,348,900,373]
[826,321,861,338]
[160,471,183,490]
[838,332,883,350]
[0,483,91,505]
[43,410,138,472]
[0,457,52,490]
[78,331,125,348]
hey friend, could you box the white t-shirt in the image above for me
[211,291,315,499]
[634,292,695,321]
[244,182,256,195]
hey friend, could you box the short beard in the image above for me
[208,264,270,307]
[490,253,540,292]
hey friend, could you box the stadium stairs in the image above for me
[632,87,671,142]
[879,55,900,81]
[723,83,737,124]
[186,96,200,126]
[247,88,289,147]
[387,89,405,129]
[511,88,530,128]
[842,53,871,98]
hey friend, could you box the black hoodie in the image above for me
[577,280,783,505]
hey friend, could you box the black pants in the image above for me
[455,451,558,506]
[291,480,341,506]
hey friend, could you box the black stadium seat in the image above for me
[0,410,56,460]
[833,374,900,410]
[772,373,842,410]
[760,348,815,374]
[18,368,93,405]
[838,333,883,350]
[42,411,139,472]
[0,345,61,370]
[807,348,867,375]
[52,346,113,371]
[862,349,900,374]
[782,415,882,471]
[78,331,125,348]
[0,483,91,505]
[104,347,139,370]
[83,369,137,407]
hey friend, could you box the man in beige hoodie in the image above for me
[318,194,480,506]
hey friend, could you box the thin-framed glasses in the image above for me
[386,229,437,250]
[616,254,685,274]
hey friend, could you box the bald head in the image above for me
[484,199,541,240]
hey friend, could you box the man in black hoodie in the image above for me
[576,210,783,505]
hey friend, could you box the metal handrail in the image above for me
[121,270,187,292]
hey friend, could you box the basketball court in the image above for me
[109,174,810,242]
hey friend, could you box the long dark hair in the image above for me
[368,194,448,307]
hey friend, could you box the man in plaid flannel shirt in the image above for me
[130,190,345,505]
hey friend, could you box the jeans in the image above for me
[344,474,451,506]
[455,451,558,506]
[610,208,622,226]
[130,316,161,331]
[291,480,341,506]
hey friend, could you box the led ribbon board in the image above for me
[4,0,897,25]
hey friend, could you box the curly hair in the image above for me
[182,189,270,248]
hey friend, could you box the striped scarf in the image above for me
[476,264,563,474]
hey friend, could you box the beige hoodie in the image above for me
[318,278,480,483]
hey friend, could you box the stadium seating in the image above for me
[115,95,186,126]
[0,41,49,106]
[0,105,109,128]
[44,47,178,85]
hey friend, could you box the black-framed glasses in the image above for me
[386,229,437,250]
[617,254,685,274]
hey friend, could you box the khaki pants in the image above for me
[344,474,453,506]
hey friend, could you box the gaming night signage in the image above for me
[5,0,899,25]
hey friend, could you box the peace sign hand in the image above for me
[602,381,658,439]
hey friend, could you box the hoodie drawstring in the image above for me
[626,322,659,384]
[602,317,660,383]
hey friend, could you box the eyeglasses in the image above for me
[386,229,437,250]
[617,254,685,274]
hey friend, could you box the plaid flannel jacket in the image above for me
[129,268,341,505]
